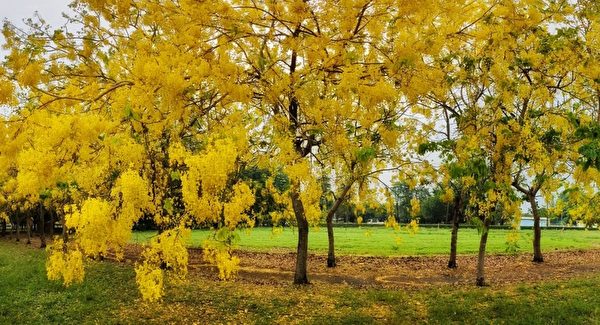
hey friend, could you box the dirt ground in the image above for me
[219,248,600,288]
[5,235,600,288]
[104,243,600,288]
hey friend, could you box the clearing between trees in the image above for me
[102,239,600,289]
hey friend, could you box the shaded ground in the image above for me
[108,242,600,289]
[5,235,599,289]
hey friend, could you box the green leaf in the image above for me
[356,147,376,162]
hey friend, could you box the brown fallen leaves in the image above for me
[104,242,600,289]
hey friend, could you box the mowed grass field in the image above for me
[2,240,600,324]
[132,226,600,256]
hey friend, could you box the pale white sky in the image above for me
[0,1,71,117]
[0,0,72,26]
[0,0,72,46]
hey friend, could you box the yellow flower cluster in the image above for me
[409,197,421,218]
[46,241,85,287]
[202,240,240,281]
[182,139,241,224]
[111,170,153,226]
[65,198,115,258]
[440,188,455,204]
[135,263,164,302]
[135,228,190,301]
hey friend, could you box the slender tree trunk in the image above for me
[8,216,13,240]
[49,210,55,237]
[448,194,462,268]
[291,189,309,284]
[326,183,353,268]
[26,214,32,245]
[1,219,6,237]
[326,216,336,268]
[39,203,46,248]
[61,211,68,253]
[529,194,544,263]
[476,217,492,286]
[15,214,20,242]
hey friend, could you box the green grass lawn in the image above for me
[1,240,600,324]
[132,226,600,256]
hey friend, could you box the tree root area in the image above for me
[6,237,599,289]
[117,245,600,288]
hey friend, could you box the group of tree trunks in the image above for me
[1,205,57,248]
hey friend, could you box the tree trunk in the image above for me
[1,219,6,237]
[26,214,32,245]
[49,210,55,237]
[326,183,353,268]
[39,203,46,248]
[291,189,309,284]
[326,217,336,268]
[61,211,68,253]
[475,217,492,286]
[15,214,20,242]
[448,194,462,269]
[529,194,544,263]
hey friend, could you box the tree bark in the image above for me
[39,203,46,248]
[49,210,55,237]
[529,194,544,263]
[291,189,309,284]
[15,214,20,242]
[61,211,69,253]
[475,217,492,286]
[1,219,6,237]
[26,214,32,244]
[326,183,353,268]
[448,193,462,268]
[326,216,336,268]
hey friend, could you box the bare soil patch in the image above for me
[105,243,600,288]
[229,249,600,288]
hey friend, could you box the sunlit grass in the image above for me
[131,226,600,256]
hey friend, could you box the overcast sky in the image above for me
[1,0,72,26]
[0,0,72,47]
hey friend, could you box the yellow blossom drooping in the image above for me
[46,240,85,287]
[135,227,190,302]
[409,196,421,218]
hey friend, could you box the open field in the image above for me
[132,226,600,256]
[2,239,600,324]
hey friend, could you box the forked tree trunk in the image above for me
[39,203,46,248]
[291,189,309,284]
[448,194,462,269]
[529,194,544,263]
[326,183,353,268]
[475,217,492,286]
